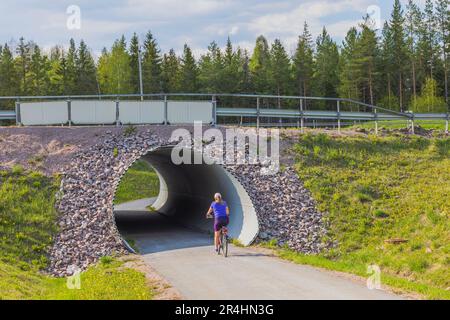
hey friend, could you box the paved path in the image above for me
[114,198,155,211]
[114,210,402,300]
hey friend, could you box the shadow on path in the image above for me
[114,210,212,254]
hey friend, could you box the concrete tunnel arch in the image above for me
[116,146,260,246]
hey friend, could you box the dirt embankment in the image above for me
[0,127,119,174]
[0,126,195,175]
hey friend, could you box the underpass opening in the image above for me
[113,146,259,251]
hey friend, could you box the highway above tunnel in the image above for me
[114,208,403,300]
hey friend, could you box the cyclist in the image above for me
[206,193,230,252]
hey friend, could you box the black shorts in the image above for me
[214,216,229,232]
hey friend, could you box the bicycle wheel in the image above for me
[222,232,228,257]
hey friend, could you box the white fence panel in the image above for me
[168,101,213,124]
[119,101,165,124]
[21,101,68,125]
[71,100,116,124]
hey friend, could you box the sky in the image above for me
[0,0,426,58]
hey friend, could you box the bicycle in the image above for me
[217,226,229,257]
[206,214,229,257]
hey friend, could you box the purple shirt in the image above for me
[210,201,228,219]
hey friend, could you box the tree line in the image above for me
[0,0,448,112]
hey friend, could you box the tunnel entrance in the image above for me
[113,146,259,251]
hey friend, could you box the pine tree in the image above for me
[380,22,399,109]
[198,41,223,93]
[239,50,252,93]
[313,27,340,108]
[389,0,408,111]
[419,0,440,79]
[436,0,449,104]
[55,51,70,95]
[47,46,63,95]
[142,31,162,93]
[356,16,380,105]
[179,44,198,93]
[65,39,78,95]
[0,44,18,96]
[15,37,32,95]
[250,35,271,94]
[75,40,97,94]
[406,0,423,104]
[29,44,50,95]
[129,33,141,94]
[269,39,291,101]
[338,27,360,101]
[161,49,180,93]
[222,38,244,93]
[292,22,314,99]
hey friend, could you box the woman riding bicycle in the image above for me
[206,193,230,253]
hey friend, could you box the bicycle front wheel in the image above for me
[222,233,228,257]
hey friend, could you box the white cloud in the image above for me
[204,24,240,36]
[247,0,372,38]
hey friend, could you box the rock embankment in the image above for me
[48,130,163,276]
[226,165,327,253]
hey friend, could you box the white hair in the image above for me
[214,193,222,200]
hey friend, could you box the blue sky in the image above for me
[0,0,425,58]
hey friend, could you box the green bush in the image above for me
[123,125,137,137]
[410,78,447,113]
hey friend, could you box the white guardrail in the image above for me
[18,100,214,126]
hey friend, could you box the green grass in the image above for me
[351,120,448,131]
[0,170,153,300]
[230,238,244,247]
[41,258,152,300]
[0,258,152,300]
[114,160,160,205]
[0,170,59,270]
[259,245,450,300]
[286,133,450,299]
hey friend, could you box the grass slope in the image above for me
[285,133,450,299]
[0,169,152,300]
[114,160,160,205]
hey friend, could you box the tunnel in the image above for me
[114,146,260,247]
